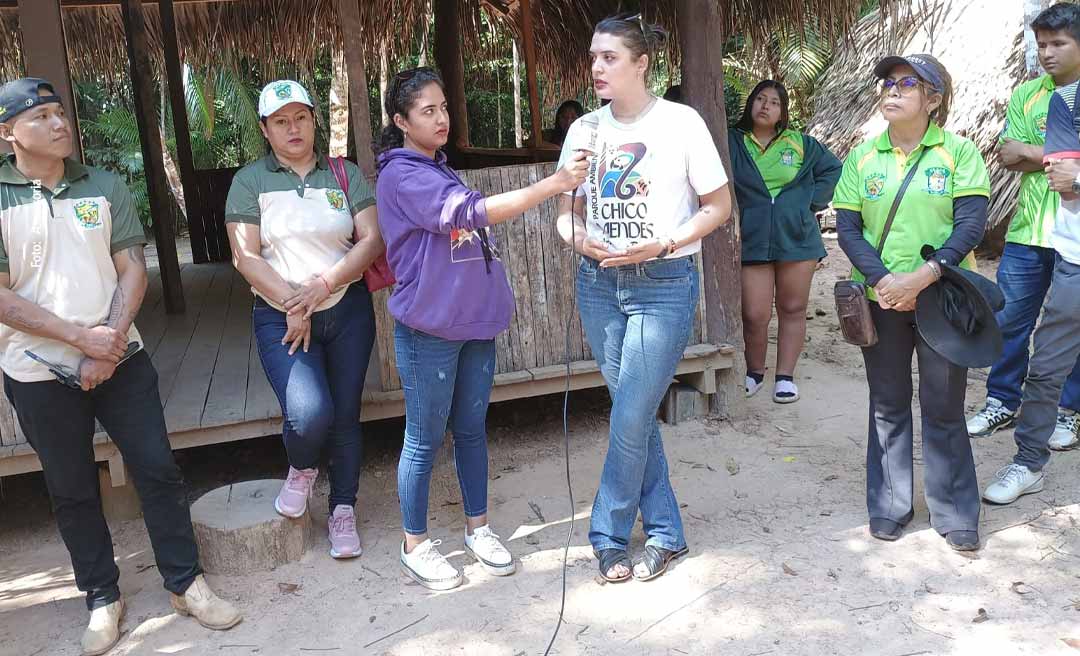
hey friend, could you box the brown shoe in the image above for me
[81,598,124,655]
[170,575,242,630]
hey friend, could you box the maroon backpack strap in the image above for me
[329,156,350,206]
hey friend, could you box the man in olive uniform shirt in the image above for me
[0,78,241,655]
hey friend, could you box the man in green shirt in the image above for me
[0,78,241,655]
[967,4,1080,451]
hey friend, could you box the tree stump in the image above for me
[190,480,310,575]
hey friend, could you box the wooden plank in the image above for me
[17,0,82,160]
[521,164,553,367]
[518,0,544,148]
[0,393,16,447]
[136,262,182,356]
[201,268,255,428]
[149,264,215,405]
[371,288,400,391]
[163,264,234,433]
[501,165,535,369]
[120,0,185,313]
[244,310,280,423]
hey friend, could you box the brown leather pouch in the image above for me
[834,280,877,347]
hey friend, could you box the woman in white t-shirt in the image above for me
[556,13,732,583]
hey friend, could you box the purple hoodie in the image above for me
[375,148,514,341]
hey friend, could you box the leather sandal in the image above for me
[595,549,632,583]
[633,544,689,581]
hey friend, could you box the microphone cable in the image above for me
[542,187,582,656]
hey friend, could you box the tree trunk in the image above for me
[379,42,389,127]
[329,42,350,158]
[190,480,311,575]
[434,0,470,158]
[512,40,523,148]
[677,0,742,416]
[418,0,431,66]
[1024,0,1048,77]
[158,125,187,218]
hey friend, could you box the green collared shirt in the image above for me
[1003,74,1057,248]
[833,123,990,292]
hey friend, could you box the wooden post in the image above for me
[512,39,523,148]
[677,0,741,416]
[17,0,82,161]
[434,0,469,158]
[379,42,390,128]
[335,0,376,182]
[518,0,543,147]
[158,0,206,265]
[120,0,185,314]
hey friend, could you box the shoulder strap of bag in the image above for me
[875,146,929,255]
[329,156,350,206]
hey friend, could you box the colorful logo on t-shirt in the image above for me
[925,167,951,195]
[864,173,886,200]
[73,200,102,229]
[325,189,346,212]
[780,149,797,166]
[599,143,650,200]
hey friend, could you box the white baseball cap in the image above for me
[257,80,314,118]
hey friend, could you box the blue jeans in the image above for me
[394,321,495,535]
[577,255,699,553]
[987,242,1080,412]
[253,283,375,510]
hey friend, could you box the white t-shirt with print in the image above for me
[556,98,728,259]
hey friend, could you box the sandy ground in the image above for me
[2,240,1080,656]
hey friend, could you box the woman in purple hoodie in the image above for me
[376,67,588,591]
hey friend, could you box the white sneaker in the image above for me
[1050,411,1080,450]
[966,397,1015,438]
[745,375,764,398]
[982,463,1044,504]
[400,539,462,591]
[81,599,124,655]
[465,525,515,576]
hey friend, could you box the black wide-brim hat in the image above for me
[915,249,1004,369]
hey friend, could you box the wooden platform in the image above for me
[0,261,733,482]
[0,161,736,484]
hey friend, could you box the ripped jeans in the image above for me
[394,321,496,535]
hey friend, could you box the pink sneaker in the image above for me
[274,466,317,518]
[328,505,361,559]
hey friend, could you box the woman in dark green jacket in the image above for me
[728,80,842,403]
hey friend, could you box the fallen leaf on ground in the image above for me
[972,608,989,623]
[782,562,798,576]
[783,456,797,463]
[277,582,301,595]
[725,457,740,476]
[1010,581,1034,595]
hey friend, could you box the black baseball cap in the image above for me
[873,54,944,93]
[0,78,62,124]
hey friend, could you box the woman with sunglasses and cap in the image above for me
[834,55,991,551]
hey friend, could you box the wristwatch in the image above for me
[1072,172,1080,194]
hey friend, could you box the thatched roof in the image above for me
[806,0,1026,250]
[0,0,884,90]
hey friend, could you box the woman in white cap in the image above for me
[225,80,384,559]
